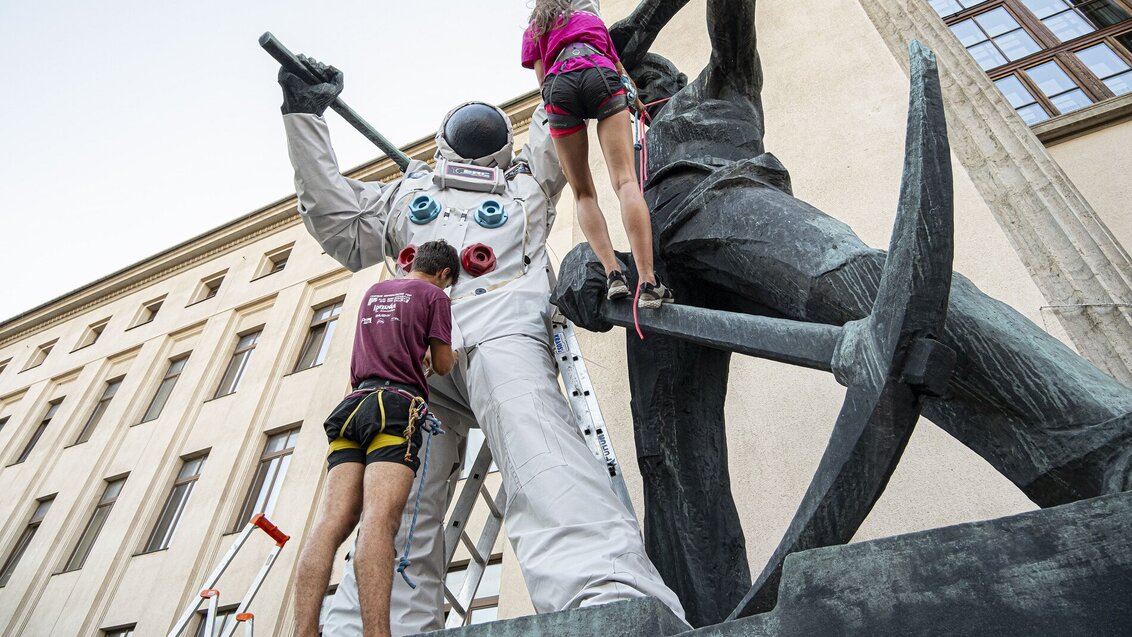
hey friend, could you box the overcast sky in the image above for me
[0,0,536,321]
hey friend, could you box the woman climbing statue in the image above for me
[522,0,674,309]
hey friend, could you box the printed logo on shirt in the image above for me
[365,291,415,322]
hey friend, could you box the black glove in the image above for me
[278,54,344,116]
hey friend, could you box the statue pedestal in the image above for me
[417,597,689,637]
[420,491,1132,636]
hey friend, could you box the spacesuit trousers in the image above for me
[323,334,686,635]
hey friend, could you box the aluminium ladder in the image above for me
[441,316,634,628]
[167,514,290,637]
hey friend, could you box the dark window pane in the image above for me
[1076,0,1132,27]
[64,505,111,571]
[64,479,125,571]
[16,422,49,464]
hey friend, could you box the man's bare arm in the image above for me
[428,339,456,376]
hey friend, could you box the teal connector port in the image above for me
[409,195,442,224]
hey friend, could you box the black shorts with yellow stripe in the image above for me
[323,385,423,473]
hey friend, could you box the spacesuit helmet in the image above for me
[435,101,514,169]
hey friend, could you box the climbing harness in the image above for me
[342,383,442,588]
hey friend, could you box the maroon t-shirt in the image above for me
[350,278,452,398]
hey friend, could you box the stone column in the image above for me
[856,0,1132,387]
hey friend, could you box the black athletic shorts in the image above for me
[323,380,424,473]
[542,65,629,137]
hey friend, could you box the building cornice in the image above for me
[0,91,542,347]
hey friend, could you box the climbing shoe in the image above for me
[637,281,675,309]
[607,270,630,300]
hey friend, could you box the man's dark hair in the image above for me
[413,240,460,285]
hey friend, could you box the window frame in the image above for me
[0,495,54,587]
[61,476,128,573]
[74,376,124,445]
[140,354,191,424]
[11,398,64,465]
[21,339,58,372]
[74,318,111,352]
[938,0,1132,120]
[293,299,345,372]
[190,271,228,305]
[130,296,166,329]
[102,624,136,637]
[213,329,262,398]
[231,427,300,532]
[140,452,209,554]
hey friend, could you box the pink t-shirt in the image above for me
[350,278,451,398]
[521,10,620,77]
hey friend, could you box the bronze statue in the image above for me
[553,0,1132,625]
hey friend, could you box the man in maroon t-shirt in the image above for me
[294,240,459,637]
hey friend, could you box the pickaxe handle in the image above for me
[259,32,412,172]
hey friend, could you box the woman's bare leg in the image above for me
[596,109,657,285]
[551,129,621,276]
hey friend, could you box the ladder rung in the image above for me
[479,484,503,519]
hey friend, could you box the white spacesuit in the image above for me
[280,12,686,635]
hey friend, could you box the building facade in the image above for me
[1,0,1129,634]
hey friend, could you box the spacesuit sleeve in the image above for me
[518,104,568,200]
[283,112,398,272]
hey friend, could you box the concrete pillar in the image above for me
[856,0,1132,386]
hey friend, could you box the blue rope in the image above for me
[396,413,444,589]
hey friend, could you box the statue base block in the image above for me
[697,491,1132,636]
[416,597,689,636]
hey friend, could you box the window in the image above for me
[76,318,110,350]
[13,399,63,464]
[0,416,8,434]
[103,625,136,637]
[459,428,499,480]
[141,355,190,423]
[233,428,299,530]
[258,245,293,278]
[0,358,11,377]
[294,301,344,372]
[22,339,57,371]
[74,377,124,444]
[134,297,165,327]
[933,1,1132,121]
[192,272,227,304]
[444,556,502,627]
[194,606,236,637]
[214,330,261,398]
[142,454,208,552]
[62,476,127,572]
[0,496,54,587]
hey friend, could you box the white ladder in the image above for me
[441,317,633,628]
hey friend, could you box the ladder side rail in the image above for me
[553,319,636,515]
[445,483,506,629]
[167,522,258,637]
[203,591,220,637]
[442,441,495,565]
[220,544,286,637]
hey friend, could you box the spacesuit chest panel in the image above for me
[388,167,554,347]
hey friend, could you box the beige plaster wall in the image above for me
[1046,118,1132,253]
